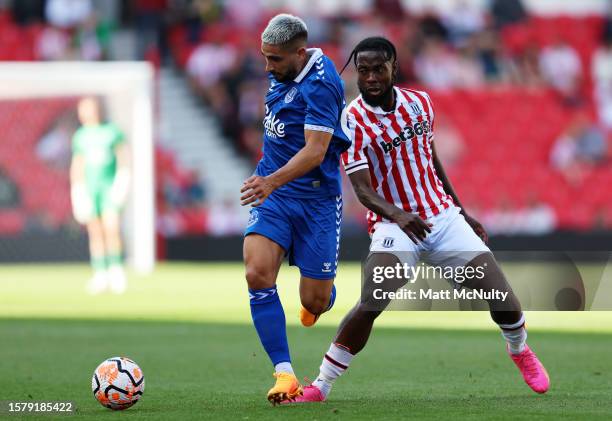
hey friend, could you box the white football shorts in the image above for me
[370,205,490,269]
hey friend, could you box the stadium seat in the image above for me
[432,77,610,231]
[0,209,25,234]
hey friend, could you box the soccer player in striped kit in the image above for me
[289,37,550,402]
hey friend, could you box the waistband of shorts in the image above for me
[370,205,461,235]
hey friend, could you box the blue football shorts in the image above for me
[244,192,342,280]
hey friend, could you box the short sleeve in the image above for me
[341,107,371,175]
[302,78,341,134]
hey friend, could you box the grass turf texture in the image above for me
[1,262,612,420]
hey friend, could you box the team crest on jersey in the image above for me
[247,209,259,227]
[382,237,395,248]
[408,101,422,115]
[284,87,298,103]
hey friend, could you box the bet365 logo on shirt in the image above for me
[380,120,430,154]
[263,105,285,138]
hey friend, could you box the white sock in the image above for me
[274,362,294,375]
[313,343,354,398]
[108,265,127,294]
[500,315,527,354]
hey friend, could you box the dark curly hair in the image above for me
[340,36,397,74]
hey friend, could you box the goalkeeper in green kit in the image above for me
[70,97,131,294]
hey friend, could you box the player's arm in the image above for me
[240,129,331,206]
[69,144,92,224]
[431,142,488,243]
[348,168,431,244]
[266,128,331,186]
[70,154,85,187]
[116,143,131,171]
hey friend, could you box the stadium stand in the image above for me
[165,7,612,233]
[0,97,76,233]
[0,0,611,236]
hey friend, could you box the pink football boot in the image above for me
[508,345,550,394]
[281,384,326,404]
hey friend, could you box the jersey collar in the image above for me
[358,86,402,115]
[293,48,324,83]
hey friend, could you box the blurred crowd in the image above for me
[167,0,612,234]
[168,0,587,159]
[177,0,538,162]
[0,0,115,60]
[1,0,612,236]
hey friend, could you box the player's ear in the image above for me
[296,45,307,58]
[391,60,398,83]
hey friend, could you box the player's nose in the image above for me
[365,72,378,83]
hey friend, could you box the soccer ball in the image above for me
[91,357,145,410]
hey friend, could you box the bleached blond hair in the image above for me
[261,14,308,45]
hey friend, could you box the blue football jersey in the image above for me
[255,48,351,198]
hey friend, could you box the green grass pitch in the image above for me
[1,262,612,420]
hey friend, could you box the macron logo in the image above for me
[263,105,285,138]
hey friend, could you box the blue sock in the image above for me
[249,286,291,366]
[326,284,337,312]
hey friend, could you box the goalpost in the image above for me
[0,62,156,274]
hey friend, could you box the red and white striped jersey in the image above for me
[341,86,454,232]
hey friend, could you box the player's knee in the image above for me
[355,303,381,322]
[301,295,329,315]
[245,265,274,290]
[87,228,104,249]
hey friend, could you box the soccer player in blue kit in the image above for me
[240,14,351,404]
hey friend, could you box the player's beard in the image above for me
[272,66,299,83]
[360,84,394,108]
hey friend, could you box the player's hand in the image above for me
[110,169,130,208]
[71,183,93,224]
[463,213,488,244]
[240,175,277,206]
[394,212,432,244]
